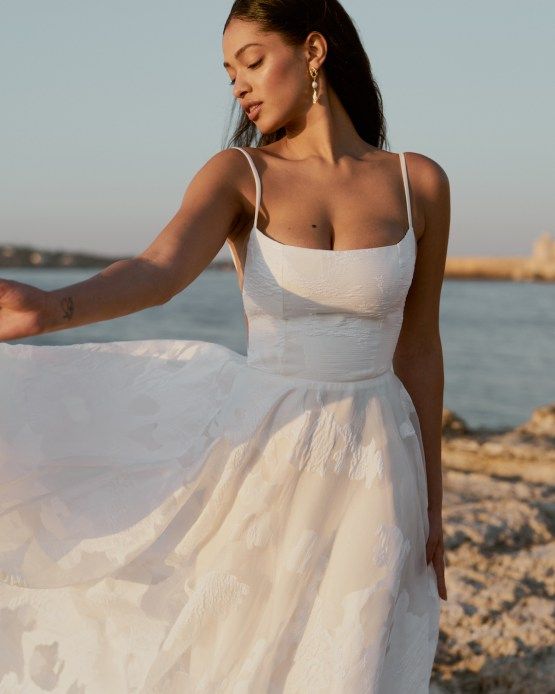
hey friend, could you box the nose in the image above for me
[233,76,250,101]
[234,86,249,102]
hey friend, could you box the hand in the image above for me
[426,508,447,600]
[0,278,50,341]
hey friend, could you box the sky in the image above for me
[1,1,553,260]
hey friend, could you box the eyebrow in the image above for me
[223,43,263,68]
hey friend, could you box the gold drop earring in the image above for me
[310,66,319,104]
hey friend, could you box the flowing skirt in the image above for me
[0,339,440,693]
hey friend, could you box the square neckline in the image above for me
[232,146,415,255]
[252,222,414,254]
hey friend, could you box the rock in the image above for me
[440,402,555,484]
[431,402,555,692]
[515,402,555,438]
[442,408,469,436]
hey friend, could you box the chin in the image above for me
[253,119,271,134]
[256,114,284,135]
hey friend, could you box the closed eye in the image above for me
[228,58,263,86]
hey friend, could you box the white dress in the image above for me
[0,147,440,693]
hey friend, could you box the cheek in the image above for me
[263,59,306,107]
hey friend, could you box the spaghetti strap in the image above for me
[398,152,413,230]
[231,146,261,230]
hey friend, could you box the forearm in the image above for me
[393,345,444,513]
[43,256,170,334]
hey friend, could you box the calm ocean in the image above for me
[2,267,553,431]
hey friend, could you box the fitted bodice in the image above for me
[231,147,417,383]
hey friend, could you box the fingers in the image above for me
[425,535,434,565]
[433,547,447,600]
[425,531,448,600]
[425,525,439,564]
[425,514,447,599]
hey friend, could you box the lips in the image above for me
[245,102,262,120]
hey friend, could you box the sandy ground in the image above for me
[430,404,555,692]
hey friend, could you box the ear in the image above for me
[304,31,327,71]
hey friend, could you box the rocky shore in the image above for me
[431,403,555,692]
[0,244,125,269]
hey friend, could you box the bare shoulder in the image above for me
[403,151,450,200]
[403,152,450,243]
[194,147,266,242]
[192,147,252,191]
[180,147,258,228]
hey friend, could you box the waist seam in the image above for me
[243,360,395,389]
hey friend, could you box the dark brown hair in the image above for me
[222,0,388,150]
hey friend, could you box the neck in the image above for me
[281,86,376,163]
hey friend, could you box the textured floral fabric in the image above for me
[0,149,440,692]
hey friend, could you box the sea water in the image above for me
[2,267,553,431]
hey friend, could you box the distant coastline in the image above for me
[2,231,554,282]
[444,231,555,282]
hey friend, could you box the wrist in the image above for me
[42,290,71,334]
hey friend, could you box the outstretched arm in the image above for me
[0,149,245,341]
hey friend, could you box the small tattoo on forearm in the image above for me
[60,296,74,321]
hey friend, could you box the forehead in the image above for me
[222,19,279,67]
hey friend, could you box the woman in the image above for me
[0,0,449,691]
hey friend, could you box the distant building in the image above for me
[522,231,555,280]
[444,231,555,282]
[531,231,555,262]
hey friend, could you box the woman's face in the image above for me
[222,18,314,134]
